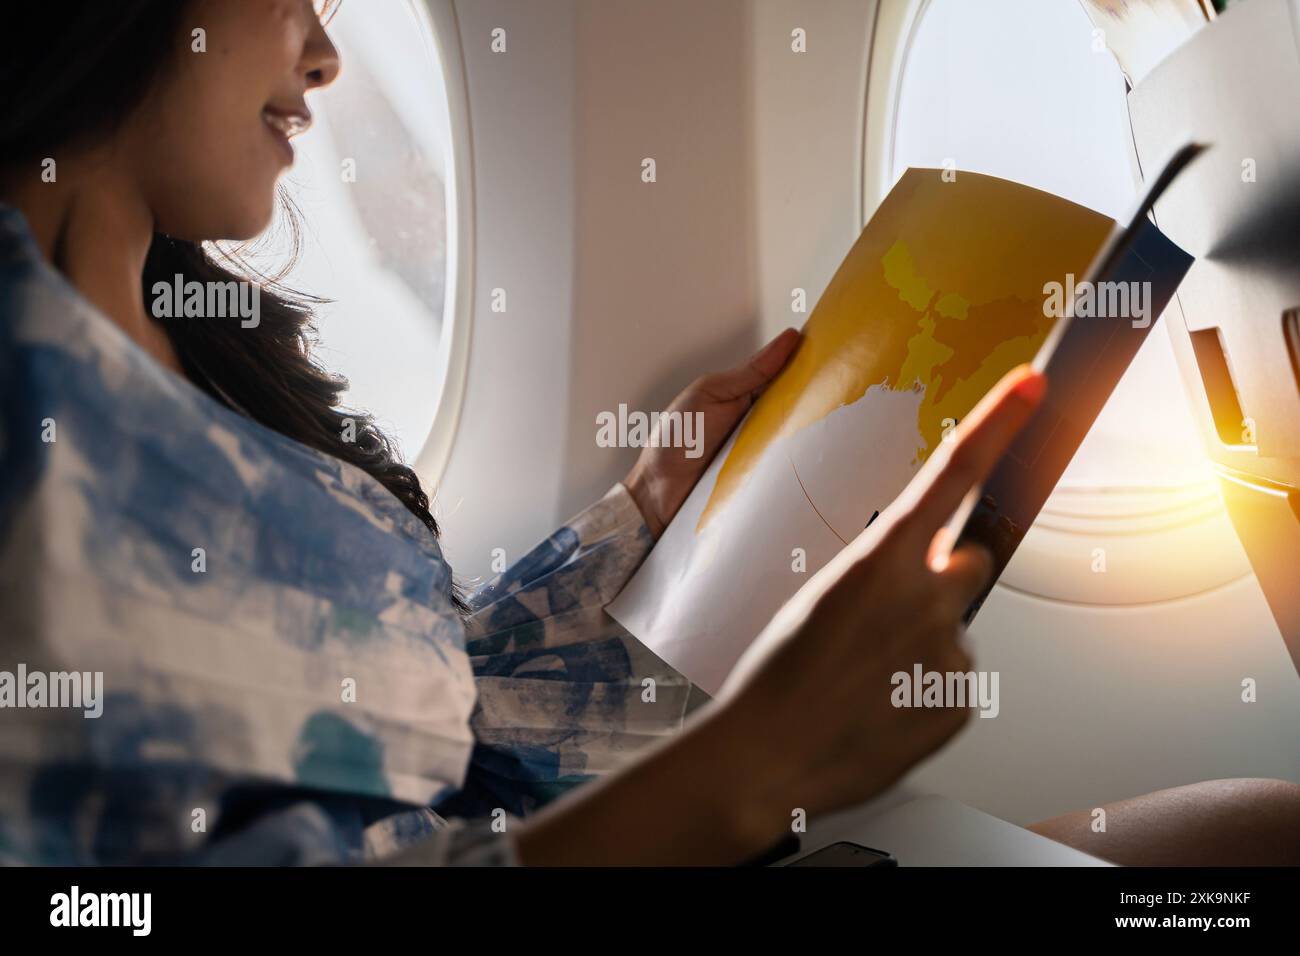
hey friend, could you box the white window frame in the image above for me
[858,0,1250,606]
[408,0,475,487]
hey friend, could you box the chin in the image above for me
[222,207,277,243]
[156,198,277,245]
[150,162,281,242]
[214,191,279,242]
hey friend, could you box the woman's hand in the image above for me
[623,328,801,538]
[715,364,1046,822]
[517,366,1045,865]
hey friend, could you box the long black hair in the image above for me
[0,0,466,610]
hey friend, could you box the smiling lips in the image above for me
[262,108,311,137]
[261,106,311,162]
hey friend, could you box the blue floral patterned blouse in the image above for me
[0,205,697,865]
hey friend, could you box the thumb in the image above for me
[702,327,801,402]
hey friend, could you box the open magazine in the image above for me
[609,156,1197,695]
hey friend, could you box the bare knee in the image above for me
[1029,778,1300,866]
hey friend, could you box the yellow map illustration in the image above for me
[697,169,1114,532]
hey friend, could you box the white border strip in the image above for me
[413,0,475,487]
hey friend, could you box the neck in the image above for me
[2,157,185,375]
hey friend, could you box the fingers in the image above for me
[926,525,958,571]
[902,365,1046,547]
[931,542,994,617]
[699,327,801,403]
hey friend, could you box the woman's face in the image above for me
[122,0,340,242]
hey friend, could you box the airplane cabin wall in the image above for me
[435,0,1299,824]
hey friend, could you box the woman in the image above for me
[0,0,1295,866]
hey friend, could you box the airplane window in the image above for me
[232,0,463,468]
[874,0,1249,602]
[890,0,1209,492]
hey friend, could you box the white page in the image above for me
[609,169,1115,695]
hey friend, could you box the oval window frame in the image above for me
[407,0,475,488]
[858,0,1250,606]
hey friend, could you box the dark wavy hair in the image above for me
[0,0,467,611]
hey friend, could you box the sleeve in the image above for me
[191,484,695,863]
[2,775,521,867]
[0,486,689,867]
[193,802,520,866]
[200,806,514,868]
[440,483,708,820]
[364,807,519,866]
[182,798,520,866]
